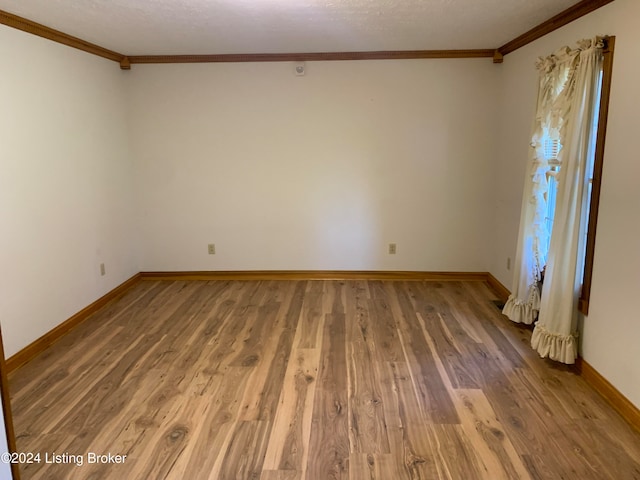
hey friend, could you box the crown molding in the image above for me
[498,0,616,56]
[0,9,126,63]
[127,49,494,65]
[0,0,616,67]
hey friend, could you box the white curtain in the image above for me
[504,39,604,363]
[502,47,575,325]
[531,40,604,363]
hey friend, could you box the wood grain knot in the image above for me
[406,454,427,467]
[242,355,259,366]
[135,417,155,428]
[167,425,188,443]
[509,416,523,429]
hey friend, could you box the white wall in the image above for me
[491,0,640,407]
[0,26,138,357]
[129,59,498,271]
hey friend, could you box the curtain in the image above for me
[531,40,604,363]
[504,38,604,363]
[502,46,577,325]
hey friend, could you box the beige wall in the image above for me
[490,0,640,407]
[0,26,138,357]
[128,60,498,272]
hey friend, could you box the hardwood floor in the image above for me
[9,280,640,479]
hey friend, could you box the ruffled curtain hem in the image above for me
[531,323,578,364]
[502,286,540,325]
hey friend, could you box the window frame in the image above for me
[578,36,615,315]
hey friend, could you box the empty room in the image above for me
[0,0,639,478]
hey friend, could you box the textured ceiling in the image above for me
[0,0,580,55]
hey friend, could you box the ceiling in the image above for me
[0,0,580,56]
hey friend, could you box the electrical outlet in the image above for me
[208,244,216,255]
[100,263,106,276]
[388,243,397,255]
[507,257,511,270]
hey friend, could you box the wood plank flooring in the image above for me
[9,280,640,479]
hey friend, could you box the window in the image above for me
[541,37,614,315]
[578,37,615,315]
[543,137,561,253]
